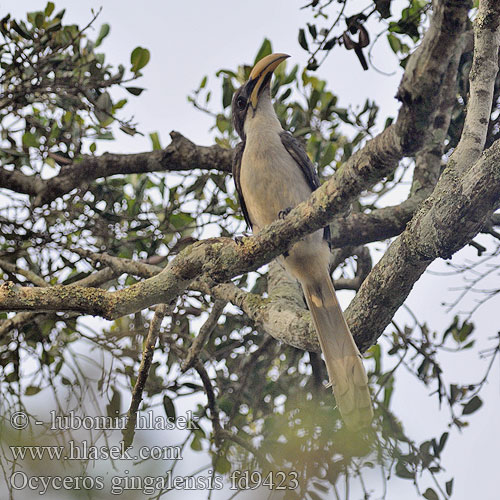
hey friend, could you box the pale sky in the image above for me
[2,1,499,499]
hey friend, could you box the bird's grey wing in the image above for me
[280,131,330,244]
[232,141,253,230]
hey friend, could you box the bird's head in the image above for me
[232,53,289,140]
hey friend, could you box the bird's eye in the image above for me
[237,96,246,110]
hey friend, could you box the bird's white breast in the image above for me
[240,113,312,232]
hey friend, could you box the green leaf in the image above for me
[319,142,336,168]
[96,131,114,140]
[95,23,110,47]
[422,488,439,500]
[438,431,449,453]
[119,125,136,135]
[6,371,19,383]
[214,454,231,474]
[387,33,402,54]
[163,395,176,421]
[170,212,194,230]
[450,383,460,404]
[54,8,65,20]
[383,375,395,407]
[332,107,350,123]
[298,28,309,51]
[89,142,96,154]
[457,321,474,342]
[45,18,61,32]
[25,385,42,396]
[323,37,337,51]
[368,343,381,374]
[395,460,414,480]
[190,435,202,451]
[279,88,292,101]
[254,38,272,64]
[462,395,482,415]
[34,12,44,29]
[45,2,55,16]
[375,0,392,19]
[106,387,121,417]
[215,69,237,79]
[22,132,39,148]
[307,23,317,39]
[222,77,233,109]
[130,46,150,73]
[149,132,161,150]
[462,340,475,349]
[95,91,112,124]
[446,479,454,496]
[113,98,127,110]
[217,396,233,415]
[216,114,230,133]
[283,64,298,85]
[125,86,145,96]
[11,20,33,39]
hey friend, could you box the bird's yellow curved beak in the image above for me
[248,53,289,109]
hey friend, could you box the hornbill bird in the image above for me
[231,53,373,428]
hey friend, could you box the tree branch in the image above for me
[0,267,118,337]
[32,132,233,206]
[0,259,49,287]
[181,299,227,371]
[349,137,500,351]
[452,0,500,174]
[331,0,470,196]
[123,303,169,448]
[3,126,499,349]
[0,168,43,197]
[348,0,500,351]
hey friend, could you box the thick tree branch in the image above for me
[347,0,500,351]
[0,267,117,337]
[349,137,500,351]
[331,0,470,196]
[34,132,232,206]
[0,132,233,204]
[410,31,468,196]
[452,0,500,174]
[0,168,43,197]
[327,31,466,248]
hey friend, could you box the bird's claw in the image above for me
[278,207,293,219]
[235,235,246,245]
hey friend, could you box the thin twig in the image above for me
[122,303,169,448]
[0,259,48,287]
[182,299,227,371]
[73,248,160,278]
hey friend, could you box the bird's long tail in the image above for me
[302,275,373,429]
